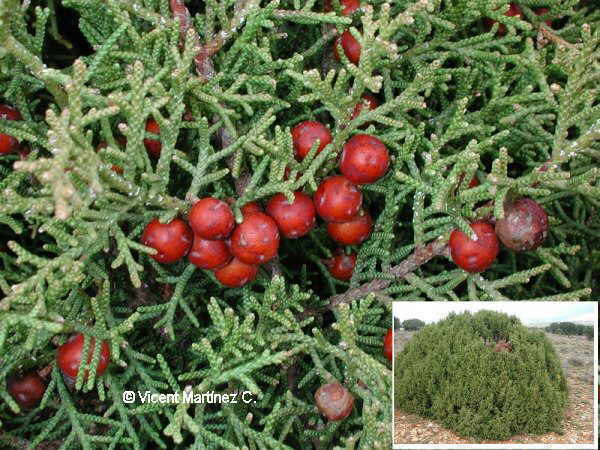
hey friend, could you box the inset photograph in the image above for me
[392,302,597,448]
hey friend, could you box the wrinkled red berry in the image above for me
[144,118,161,157]
[291,121,332,160]
[96,136,126,174]
[315,175,362,222]
[324,0,360,16]
[188,235,232,269]
[334,30,361,65]
[188,197,235,240]
[495,198,549,252]
[214,257,259,287]
[230,212,280,264]
[325,252,357,280]
[327,210,373,245]
[314,382,355,421]
[340,134,390,184]
[449,221,499,273]
[0,105,22,154]
[57,334,110,380]
[266,191,316,238]
[350,94,380,127]
[484,3,522,36]
[7,373,45,409]
[141,218,193,263]
[383,328,393,361]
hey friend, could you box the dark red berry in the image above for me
[266,191,316,238]
[325,252,357,280]
[495,198,549,252]
[484,3,522,36]
[314,382,355,421]
[57,334,110,380]
[188,197,235,240]
[449,221,499,273]
[324,0,360,16]
[291,121,332,160]
[7,373,45,409]
[188,235,232,269]
[327,210,373,245]
[315,176,362,223]
[350,94,380,127]
[144,118,161,157]
[383,328,393,361]
[214,257,258,287]
[333,30,361,65]
[0,105,22,155]
[141,218,193,263]
[340,134,390,185]
[96,136,126,174]
[535,7,553,27]
[241,201,262,216]
[230,212,280,264]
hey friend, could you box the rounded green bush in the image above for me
[394,310,568,440]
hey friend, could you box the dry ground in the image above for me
[393,331,595,445]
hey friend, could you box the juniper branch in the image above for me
[327,239,449,310]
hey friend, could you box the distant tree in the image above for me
[546,321,593,337]
[402,319,425,331]
[394,317,402,331]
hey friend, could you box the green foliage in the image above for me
[546,321,593,338]
[401,318,425,330]
[394,310,568,440]
[0,0,599,448]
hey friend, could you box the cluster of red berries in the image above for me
[484,3,552,36]
[141,114,389,286]
[292,118,390,280]
[449,197,549,273]
[7,333,110,410]
[140,195,299,288]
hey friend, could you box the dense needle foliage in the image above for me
[394,310,568,440]
[0,0,599,448]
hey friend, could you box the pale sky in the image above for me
[392,302,597,326]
